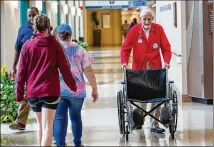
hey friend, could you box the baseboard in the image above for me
[182,95,192,103]
[191,97,213,105]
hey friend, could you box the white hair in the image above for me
[140,10,154,18]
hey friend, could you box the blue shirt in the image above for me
[15,22,33,51]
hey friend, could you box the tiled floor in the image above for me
[1,48,213,146]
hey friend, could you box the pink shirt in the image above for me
[59,41,93,98]
[16,33,77,102]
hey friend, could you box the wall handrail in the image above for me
[172,52,181,57]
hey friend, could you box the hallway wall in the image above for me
[46,1,58,28]
[86,9,122,47]
[59,0,66,24]
[67,0,75,39]
[156,1,185,95]
[1,1,20,70]
[1,1,84,70]
[186,1,213,99]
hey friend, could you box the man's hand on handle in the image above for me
[122,63,170,70]
[121,63,127,70]
[164,62,170,69]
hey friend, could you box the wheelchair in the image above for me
[117,67,178,141]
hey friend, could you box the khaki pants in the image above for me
[141,103,160,125]
[123,33,128,38]
[16,99,31,125]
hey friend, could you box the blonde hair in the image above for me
[32,14,50,39]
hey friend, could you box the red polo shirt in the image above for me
[16,33,77,102]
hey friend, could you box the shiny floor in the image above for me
[1,49,213,146]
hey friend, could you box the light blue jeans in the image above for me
[53,96,84,146]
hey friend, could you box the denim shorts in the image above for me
[28,96,60,112]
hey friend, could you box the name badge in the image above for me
[138,37,142,43]
[153,43,159,49]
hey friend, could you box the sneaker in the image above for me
[52,137,56,144]
[9,122,25,130]
[150,126,165,133]
[151,131,165,138]
[150,120,165,134]
[75,144,84,147]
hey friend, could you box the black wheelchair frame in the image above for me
[117,67,178,141]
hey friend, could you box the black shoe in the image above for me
[52,139,67,146]
[135,125,142,130]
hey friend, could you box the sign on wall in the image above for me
[160,4,171,12]
[85,0,147,9]
[128,0,147,7]
[102,13,110,28]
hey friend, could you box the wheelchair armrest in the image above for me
[120,81,125,84]
[169,81,174,84]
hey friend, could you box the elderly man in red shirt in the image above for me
[120,10,172,133]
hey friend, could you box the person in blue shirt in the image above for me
[9,7,39,130]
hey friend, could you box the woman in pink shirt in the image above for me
[16,14,77,146]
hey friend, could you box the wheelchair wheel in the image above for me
[169,91,178,140]
[125,124,129,141]
[159,105,170,125]
[172,91,178,132]
[117,91,125,134]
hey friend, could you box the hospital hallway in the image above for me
[1,48,213,146]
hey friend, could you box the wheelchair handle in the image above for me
[122,64,127,71]
[123,67,168,71]
[121,63,169,72]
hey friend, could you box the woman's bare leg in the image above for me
[41,108,56,146]
[34,112,42,146]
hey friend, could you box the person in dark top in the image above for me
[129,18,138,30]
[10,7,53,131]
[9,7,39,131]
